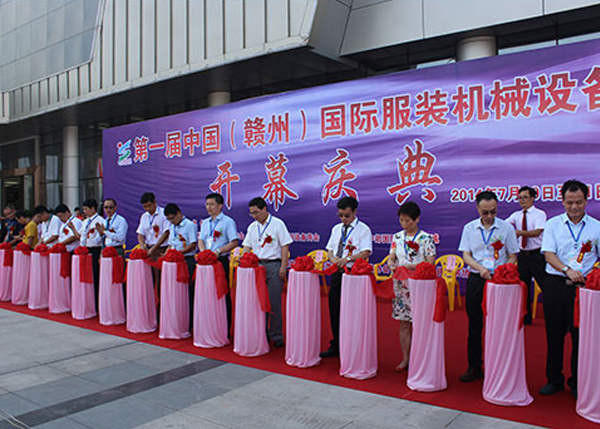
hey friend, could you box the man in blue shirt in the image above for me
[165,203,198,326]
[540,180,600,398]
[198,193,238,336]
[458,191,519,382]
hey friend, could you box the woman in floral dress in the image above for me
[388,202,436,372]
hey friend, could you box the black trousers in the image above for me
[543,274,579,388]
[185,255,196,328]
[88,246,102,307]
[217,255,233,337]
[517,249,546,317]
[466,273,486,370]
[328,270,343,351]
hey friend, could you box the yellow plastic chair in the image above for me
[229,247,244,288]
[308,249,329,293]
[124,244,140,258]
[436,254,464,311]
[532,279,543,319]
[373,254,393,281]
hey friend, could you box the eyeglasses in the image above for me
[104,205,115,209]
[337,213,352,218]
[480,210,497,216]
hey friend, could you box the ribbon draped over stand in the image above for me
[49,243,71,279]
[0,243,13,301]
[29,244,50,310]
[195,250,228,299]
[101,246,125,284]
[74,246,94,284]
[12,244,32,305]
[0,242,13,268]
[147,249,189,284]
[238,252,270,313]
[126,249,157,334]
[71,247,97,320]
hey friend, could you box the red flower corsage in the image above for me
[87,227,95,238]
[578,240,593,263]
[261,235,273,248]
[406,241,420,252]
[153,224,160,237]
[63,227,69,235]
[178,234,187,246]
[491,239,504,260]
[345,241,356,255]
[213,230,222,239]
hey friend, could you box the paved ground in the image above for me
[0,309,544,429]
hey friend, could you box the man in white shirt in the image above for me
[242,197,293,348]
[96,198,129,258]
[56,204,83,253]
[36,205,61,247]
[458,191,519,382]
[321,197,373,358]
[539,180,600,398]
[506,186,547,325]
[71,199,104,303]
[136,192,170,259]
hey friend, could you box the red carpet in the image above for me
[0,296,593,429]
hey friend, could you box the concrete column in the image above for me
[456,36,497,61]
[208,90,231,107]
[63,125,79,210]
[208,68,230,107]
[34,137,42,206]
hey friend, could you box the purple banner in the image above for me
[103,39,600,276]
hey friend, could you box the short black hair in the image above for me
[476,191,497,205]
[518,186,537,199]
[337,197,358,211]
[248,197,267,210]
[55,204,69,214]
[141,192,156,204]
[103,198,117,207]
[398,201,421,220]
[33,205,48,215]
[206,193,224,205]
[82,199,98,211]
[15,211,27,220]
[164,203,181,216]
[561,179,588,199]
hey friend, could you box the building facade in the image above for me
[1,0,600,211]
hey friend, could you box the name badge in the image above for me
[568,256,583,272]
[482,257,495,270]
[206,237,214,249]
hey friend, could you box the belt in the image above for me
[520,248,541,254]
[259,259,281,263]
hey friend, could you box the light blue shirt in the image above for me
[199,212,238,252]
[168,217,198,256]
[541,213,600,276]
[104,214,128,247]
[458,217,519,273]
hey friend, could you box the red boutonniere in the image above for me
[578,240,593,263]
[63,227,69,235]
[406,241,420,253]
[491,239,504,260]
[109,228,115,233]
[261,235,273,248]
[9,226,15,234]
[345,240,356,255]
[178,234,187,246]
[153,224,160,238]
[87,227,95,238]
[213,230,222,239]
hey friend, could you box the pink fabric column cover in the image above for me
[577,288,600,423]
[159,261,190,340]
[339,274,377,380]
[48,253,71,314]
[483,282,533,406]
[285,270,321,368]
[11,250,30,306]
[98,257,126,326]
[0,249,12,301]
[193,264,229,348]
[407,278,447,392]
[233,267,269,357]
[71,255,97,320]
[28,253,49,310]
[126,259,157,333]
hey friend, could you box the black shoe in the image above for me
[572,388,578,399]
[523,314,532,325]
[273,339,284,348]
[459,367,483,382]
[319,347,339,358]
[539,383,564,395]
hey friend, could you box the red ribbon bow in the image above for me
[159,249,189,283]
[482,263,527,329]
[411,262,447,322]
[578,240,593,263]
[196,250,218,265]
[0,242,13,267]
[34,243,50,256]
[130,248,149,260]
[192,251,229,299]
[575,269,600,327]
[74,246,94,284]
[102,246,124,284]
[291,255,315,272]
[16,242,32,256]
[49,243,70,278]
[239,252,259,268]
[491,240,504,260]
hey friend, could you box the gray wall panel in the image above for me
[14,88,22,114]
[114,0,127,84]
[224,0,244,53]
[310,0,350,55]
[68,69,79,99]
[58,73,68,101]
[266,0,288,42]
[156,0,172,71]
[141,0,156,76]
[90,35,102,91]
[39,80,48,107]
[79,65,90,95]
[424,0,542,38]
[22,86,30,113]
[101,0,114,88]
[172,0,188,67]
[545,0,600,13]
[289,0,309,37]
[188,0,206,64]
[244,0,266,48]
[48,76,58,104]
[30,82,39,109]
[206,0,224,58]
[128,0,142,80]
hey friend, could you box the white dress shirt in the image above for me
[325,217,373,266]
[167,217,198,256]
[79,213,105,248]
[242,214,293,260]
[58,216,83,252]
[506,205,547,250]
[135,207,170,247]
[103,214,129,247]
[41,215,62,244]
